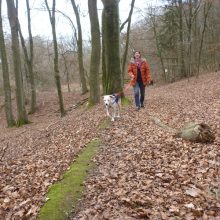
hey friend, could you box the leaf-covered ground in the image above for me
[69,72,220,219]
[0,72,219,219]
[0,91,106,219]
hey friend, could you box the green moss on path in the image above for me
[37,138,101,220]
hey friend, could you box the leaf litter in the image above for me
[70,72,220,219]
[0,72,220,219]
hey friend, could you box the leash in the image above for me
[123,81,132,92]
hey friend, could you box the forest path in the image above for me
[70,72,220,219]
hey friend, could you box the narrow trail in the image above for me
[70,73,220,219]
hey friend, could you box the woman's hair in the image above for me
[133,51,141,58]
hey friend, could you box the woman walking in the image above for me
[128,51,152,110]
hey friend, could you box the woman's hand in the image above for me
[129,72,134,80]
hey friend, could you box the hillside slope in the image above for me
[70,72,220,219]
[0,72,219,219]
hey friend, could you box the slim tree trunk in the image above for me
[197,1,212,76]
[149,10,166,81]
[26,0,36,113]
[18,22,36,113]
[6,0,28,126]
[178,0,186,78]
[184,0,201,77]
[102,0,123,94]
[101,10,107,93]
[70,0,88,94]
[121,0,135,79]
[61,53,71,92]
[0,0,15,127]
[45,0,65,117]
[88,0,101,105]
[187,0,193,78]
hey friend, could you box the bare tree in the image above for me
[6,0,28,126]
[0,0,15,127]
[88,0,101,105]
[177,0,186,77]
[45,0,65,117]
[121,0,135,78]
[183,0,201,77]
[70,0,88,94]
[197,0,212,76]
[18,0,36,113]
[102,0,123,94]
[148,7,167,81]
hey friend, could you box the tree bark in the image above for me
[18,21,36,114]
[101,10,107,94]
[26,0,36,113]
[102,0,123,94]
[61,53,71,92]
[45,0,65,117]
[149,9,166,81]
[177,0,186,78]
[70,0,88,94]
[184,0,201,77]
[121,0,135,79]
[88,0,101,105]
[197,1,212,77]
[6,0,28,126]
[0,0,15,127]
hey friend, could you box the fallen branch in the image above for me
[147,113,215,143]
[68,97,89,111]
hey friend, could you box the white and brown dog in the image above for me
[103,93,121,121]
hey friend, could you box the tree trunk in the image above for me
[6,0,28,126]
[61,53,71,92]
[70,0,88,94]
[197,1,212,77]
[150,10,166,81]
[88,0,101,105]
[186,0,193,78]
[102,0,123,94]
[26,0,36,113]
[0,0,15,127]
[177,0,186,78]
[101,10,107,94]
[121,0,135,79]
[45,0,65,117]
[18,22,36,114]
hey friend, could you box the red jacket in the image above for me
[128,58,151,86]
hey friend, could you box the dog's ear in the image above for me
[110,95,115,99]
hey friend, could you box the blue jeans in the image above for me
[133,82,145,107]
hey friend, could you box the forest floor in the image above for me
[0,72,220,220]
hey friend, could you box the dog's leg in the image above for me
[116,103,121,118]
[106,107,110,117]
[112,107,116,121]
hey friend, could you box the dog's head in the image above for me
[103,95,113,107]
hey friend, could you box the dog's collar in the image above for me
[111,93,119,104]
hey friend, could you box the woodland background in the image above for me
[0,0,220,219]
[0,0,220,126]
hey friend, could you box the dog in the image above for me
[103,93,121,121]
